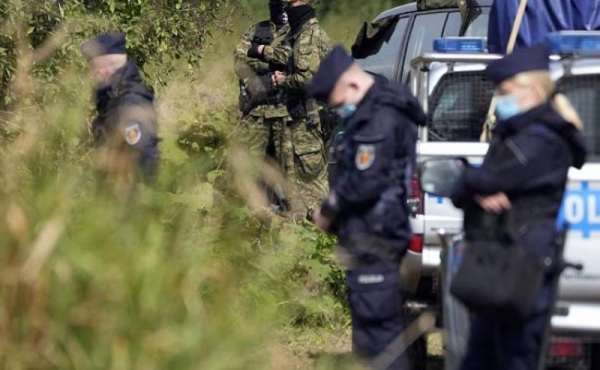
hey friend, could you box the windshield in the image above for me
[559,75,600,158]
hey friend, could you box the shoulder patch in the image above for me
[356,144,376,171]
[124,122,142,145]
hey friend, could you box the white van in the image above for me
[410,33,600,369]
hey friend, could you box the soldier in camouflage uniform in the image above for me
[233,0,291,212]
[248,0,332,218]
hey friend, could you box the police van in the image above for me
[411,33,600,369]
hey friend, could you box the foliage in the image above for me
[0,0,404,367]
[319,0,413,20]
[238,0,414,48]
[0,71,349,368]
[0,0,227,108]
[0,9,351,368]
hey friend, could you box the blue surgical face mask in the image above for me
[336,103,357,119]
[495,94,522,122]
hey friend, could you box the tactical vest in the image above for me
[284,22,317,123]
[240,21,290,118]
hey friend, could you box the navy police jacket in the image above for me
[452,104,586,267]
[326,79,426,260]
[92,61,159,180]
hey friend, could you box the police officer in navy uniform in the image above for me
[82,33,159,184]
[309,46,426,370]
[451,45,587,370]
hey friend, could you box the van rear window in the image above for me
[428,72,600,157]
[558,76,600,158]
[427,72,494,142]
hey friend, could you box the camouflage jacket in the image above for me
[263,17,331,93]
[234,21,289,119]
[262,17,332,124]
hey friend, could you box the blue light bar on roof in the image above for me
[433,37,486,53]
[546,31,600,54]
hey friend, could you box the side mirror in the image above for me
[419,158,467,198]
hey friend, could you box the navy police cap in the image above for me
[309,45,354,102]
[486,44,551,86]
[82,33,127,60]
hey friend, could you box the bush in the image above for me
[0,0,226,108]
[0,1,357,367]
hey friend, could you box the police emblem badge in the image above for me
[124,122,142,145]
[356,144,375,170]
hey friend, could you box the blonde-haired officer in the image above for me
[451,44,587,370]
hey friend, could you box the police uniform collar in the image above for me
[98,61,153,103]
[492,104,552,137]
[110,62,143,88]
[347,84,377,125]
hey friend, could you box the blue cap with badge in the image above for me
[82,33,127,60]
[485,44,551,86]
[308,45,354,103]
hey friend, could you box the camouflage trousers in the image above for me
[234,115,328,219]
[287,119,328,218]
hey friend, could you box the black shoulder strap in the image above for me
[252,20,273,45]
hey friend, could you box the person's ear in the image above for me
[346,82,360,102]
[348,82,359,90]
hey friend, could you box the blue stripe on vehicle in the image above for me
[557,181,600,239]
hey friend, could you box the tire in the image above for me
[440,236,471,370]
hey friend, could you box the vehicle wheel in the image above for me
[440,237,471,370]
[407,335,427,370]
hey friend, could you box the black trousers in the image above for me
[461,281,551,370]
[346,259,411,370]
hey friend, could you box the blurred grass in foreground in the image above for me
[0,1,420,367]
[0,7,353,370]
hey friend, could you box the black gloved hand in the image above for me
[247,44,262,59]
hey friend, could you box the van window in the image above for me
[444,8,491,38]
[443,12,462,37]
[464,7,490,37]
[428,72,495,142]
[559,75,600,158]
[401,12,447,81]
[354,17,409,80]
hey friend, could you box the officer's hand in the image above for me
[312,206,332,232]
[475,192,511,214]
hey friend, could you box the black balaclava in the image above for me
[269,0,288,28]
[285,4,315,34]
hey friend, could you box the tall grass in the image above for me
[0,3,358,368]
[0,0,425,367]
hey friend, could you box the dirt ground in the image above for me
[277,329,445,370]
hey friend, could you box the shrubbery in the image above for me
[0,0,226,108]
[0,1,356,367]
